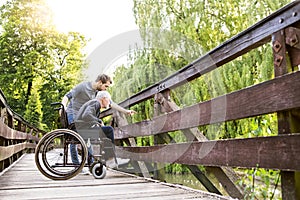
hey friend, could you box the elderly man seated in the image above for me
[74,91,129,171]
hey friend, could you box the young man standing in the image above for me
[62,74,135,125]
[61,74,135,173]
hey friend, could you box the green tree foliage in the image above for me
[109,0,292,143]
[0,0,88,130]
[122,0,291,138]
[24,76,44,129]
[110,0,292,197]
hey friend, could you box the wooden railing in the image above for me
[0,89,44,172]
[101,1,300,199]
[0,1,299,199]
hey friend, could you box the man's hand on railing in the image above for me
[126,110,137,116]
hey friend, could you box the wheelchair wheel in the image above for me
[35,129,88,180]
[91,162,106,179]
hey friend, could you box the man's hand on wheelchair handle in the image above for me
[98,119,104,126]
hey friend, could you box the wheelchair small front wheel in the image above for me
[91,162,106,179]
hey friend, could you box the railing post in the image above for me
[154,92,244,198]
[272,27,300,200]
[152,91,168,181]
[112,110,151,178]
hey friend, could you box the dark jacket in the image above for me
[75,99,102,128]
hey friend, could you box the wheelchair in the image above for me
[35,102,114,180]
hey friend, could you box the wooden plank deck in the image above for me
[0,154,234,200]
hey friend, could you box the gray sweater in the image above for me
[75,99,102,126]
[66,81,97,119]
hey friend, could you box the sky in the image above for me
[0,0,140,79]
[46,0,139,54]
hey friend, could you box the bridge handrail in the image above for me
[101,1,300,199]
[0,1,299,199]
[0,88,45,172]
[101,0,300,115]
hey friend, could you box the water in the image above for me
[164,172,282,200]
[164,173,216,191]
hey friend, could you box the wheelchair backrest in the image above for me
[51,102,69,129]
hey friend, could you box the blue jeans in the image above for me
[66,113,92,165]
[67,113,80,165]
[100,126,114,142]
[99,126,115,159]
[70,141,93,165]
[70,125,115,164]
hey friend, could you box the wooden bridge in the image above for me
[0,153,231,200]
[1,1,300,199]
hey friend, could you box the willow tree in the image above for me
[110,0,293,197]
[111,0,292,136]
[130,0,292,138]
[0,0,88,130]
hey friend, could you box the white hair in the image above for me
[96,91,111,100]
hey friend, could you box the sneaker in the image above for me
[80,168,91,175]
[106,158,118,169]
[116,158,130,166]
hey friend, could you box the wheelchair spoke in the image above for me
[35,129,87,180]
